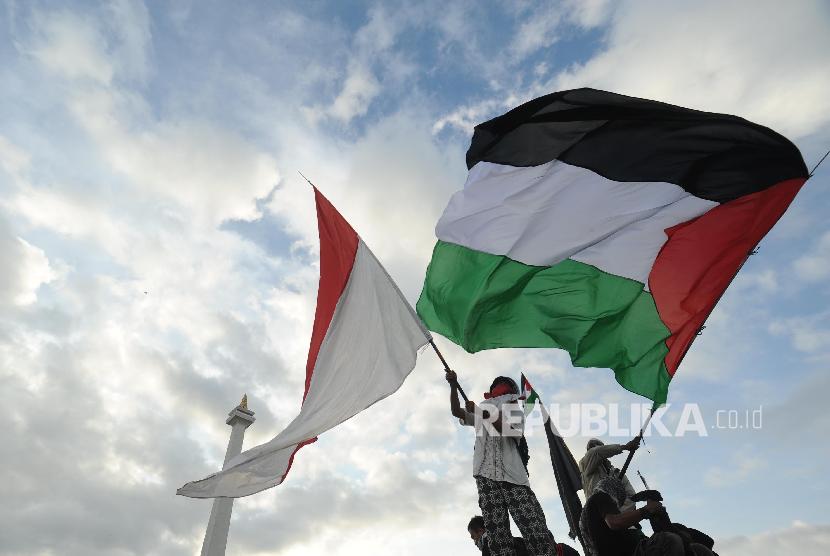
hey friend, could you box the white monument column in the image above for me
[200,395,256,556]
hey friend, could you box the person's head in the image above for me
[486,376,519,399]
[586,438,604,450]
[467,515,486,543]
[594,476,627,507]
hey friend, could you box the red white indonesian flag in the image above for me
[177,188,431,498]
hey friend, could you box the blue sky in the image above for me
[1,1,830,555]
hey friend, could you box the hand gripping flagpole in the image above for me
[429,338,470,403]
[618,403,657,479]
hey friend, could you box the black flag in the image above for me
[522,374,586,552]
[545,415,584,550]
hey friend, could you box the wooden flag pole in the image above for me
[429,338,470,403]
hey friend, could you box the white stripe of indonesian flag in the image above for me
[177,189,431,499]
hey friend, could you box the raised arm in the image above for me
[580,438,640,473]
[580,444,623,473]
[445,370,465,419]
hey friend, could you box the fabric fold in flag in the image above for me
[178,188,431,499]
[522,374,585,550]
[417,88,809,404]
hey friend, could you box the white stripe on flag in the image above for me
[177,240,430,498]
[436,160,717,286]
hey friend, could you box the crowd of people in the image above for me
[446,370,717,556]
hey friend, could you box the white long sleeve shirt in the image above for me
[460,394,529,486]
[579,443,637,512]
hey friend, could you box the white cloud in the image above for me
[353,4,398,54]
[328,63,381,123]
[106,0,153,83]
[564,0,615,28]
[11,237,56,305]
[29,10,114,84]
[704,451,766,487]
[69,88,279,225]
[794,230,830,282]
[433,97,502,135]
[0,222,56,306]
[718,521,830,556]
[554,0,830,139]
[0,135,32,181]
[769,311,830,357]
[509,6,563,61]
[9,183,131,258]
[306,5,405,124]
[268,109,465,300]
[440,0,830,139]
[24,4,279,227]
[28,1,152,86]
[670,282,761,384]
[434,91,536,135]
[738,268,779,294]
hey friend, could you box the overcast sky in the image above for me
[2,1,830,555]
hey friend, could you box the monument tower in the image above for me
[200,395,255,556]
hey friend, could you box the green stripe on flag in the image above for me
[417,241,672,403]
[522,377,540,416]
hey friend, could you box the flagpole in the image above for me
[623,155,819,475]
[429,338,470,403]
[809,148,830,176]
[299,171,470,405]
[298,170,315,186]
[618,405,656,479]
[622,150,826,478]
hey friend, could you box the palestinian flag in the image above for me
[521,373,540,415]
[417,89,808,404]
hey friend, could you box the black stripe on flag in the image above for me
[466,88,808,203]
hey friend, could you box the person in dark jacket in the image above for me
[579,477,715,556]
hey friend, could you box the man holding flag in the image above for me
[446,369,555,556]
[580,438,640,513]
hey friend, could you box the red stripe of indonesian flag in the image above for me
[177,188,431,499]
